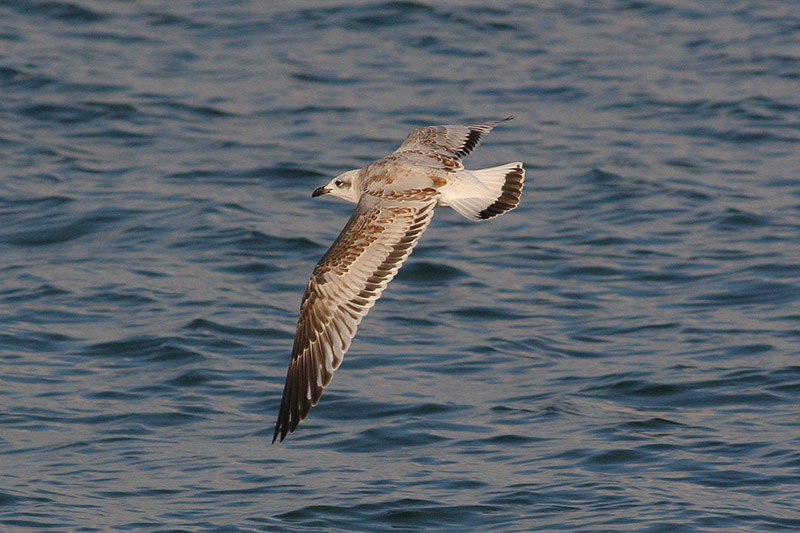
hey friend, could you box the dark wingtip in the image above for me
[456,116,515,158]
[272,376,291,443]
[272,412,283,443]
[457,129,483,158]
[273,411,291,443]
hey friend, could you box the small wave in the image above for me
[396,261,466,283]
[0,207,135,246]
[20,101,137,124]
[80,336,204,364]
[14,1,106,22]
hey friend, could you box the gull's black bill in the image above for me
[312,186,330,198]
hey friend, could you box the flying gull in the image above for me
[273,117,524,442]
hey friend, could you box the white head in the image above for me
[312,169,361,204]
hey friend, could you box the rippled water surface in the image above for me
[2,1,800,530]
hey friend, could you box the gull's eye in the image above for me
[335,179,344,187]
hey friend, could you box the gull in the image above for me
[273,117,524,442]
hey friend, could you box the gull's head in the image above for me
[312,169,361,203]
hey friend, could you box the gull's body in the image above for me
[273,117,524,442]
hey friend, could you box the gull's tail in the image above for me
[446,162,525,221]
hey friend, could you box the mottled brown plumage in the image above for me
[273,118,524,442]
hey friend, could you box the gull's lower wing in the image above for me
[273,191,439,442]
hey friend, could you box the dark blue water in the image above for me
[2,1,800,530]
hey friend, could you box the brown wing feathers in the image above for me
[273,195,437,442]
[396,116,513,159]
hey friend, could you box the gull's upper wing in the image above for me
[393,116,513,161]
[273,190,439,442]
